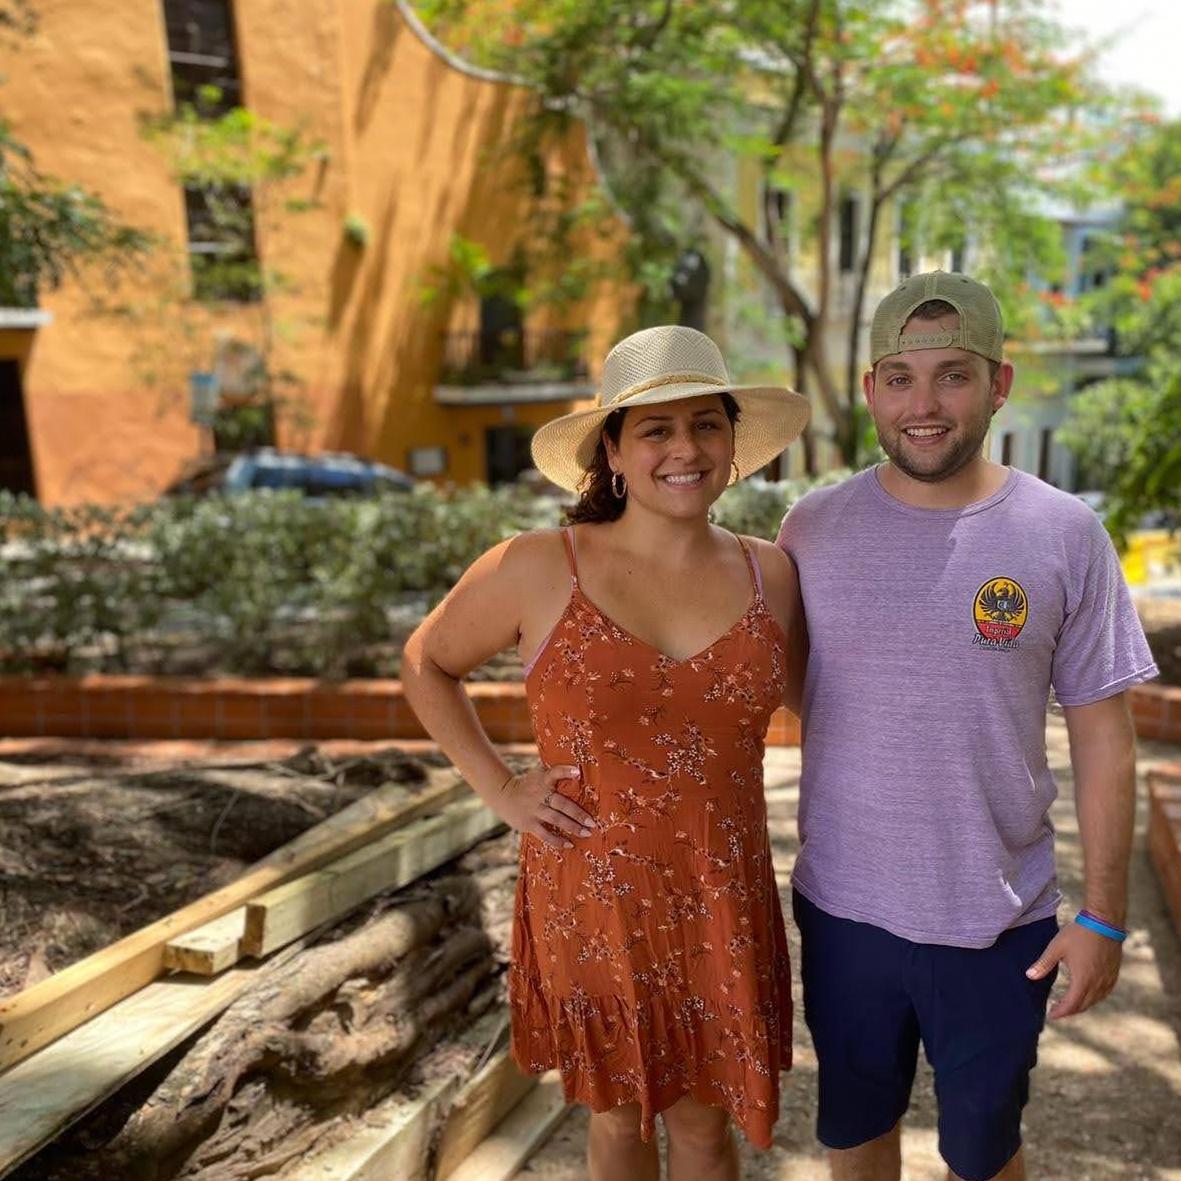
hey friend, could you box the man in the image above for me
[777,271,1158,1181]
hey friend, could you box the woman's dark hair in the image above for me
[565,393,741,525]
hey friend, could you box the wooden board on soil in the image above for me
[0,746,453,1000]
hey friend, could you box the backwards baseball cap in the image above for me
[870,270,1004,364]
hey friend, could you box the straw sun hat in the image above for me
[530,325,811,492]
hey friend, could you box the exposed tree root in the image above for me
[38,871,502,1181]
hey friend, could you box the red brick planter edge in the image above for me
[0,674,804,747]
[1147,764,1181,946]
[1129,683,1181,744]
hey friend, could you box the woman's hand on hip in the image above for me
[496,764,595,850]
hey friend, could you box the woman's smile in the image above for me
[658,470,709,487]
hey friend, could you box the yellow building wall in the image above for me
[2,0,624,504]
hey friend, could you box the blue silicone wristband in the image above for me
[1074,912,1127,943]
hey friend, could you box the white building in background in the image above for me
[990,204,1139,492]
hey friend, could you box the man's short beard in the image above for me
[879,411,992,484]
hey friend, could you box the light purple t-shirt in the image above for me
[777,467,1158,948]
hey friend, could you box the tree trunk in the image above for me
[801,94,848,458]
[842,192,885,466]
[790,343,817,476]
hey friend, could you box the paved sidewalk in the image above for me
[526,711,1181,1180]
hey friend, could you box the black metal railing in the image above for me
[439,329,590,386]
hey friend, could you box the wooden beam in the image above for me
[0,954,290,1178]
[283,1076,456,1181]
[0,774,470,1071]
[442,1072,569,1181]
[435,1045,536,1180]
[162,908,248,976]
[282,1006,508,1181]
[241,799,504,959]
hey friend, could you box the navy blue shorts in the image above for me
[793,890,1058,1181]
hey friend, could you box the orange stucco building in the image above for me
[1,0,625,504]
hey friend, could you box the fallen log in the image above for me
[280,1074,456,1181]
[102,892,498,1181]
[284,1006,529,1181]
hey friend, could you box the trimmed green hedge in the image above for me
[0,474,844,677]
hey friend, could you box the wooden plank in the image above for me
[0,961,273,1178]
[265,1007,513,1181]
[0,773,469,1071]
[443,1072,569,1181]
[242,798,504,958]
[162,908,248,975]
[1147,764,1181,791]
[284,1076,456,1181]
[435,1046,536,1181]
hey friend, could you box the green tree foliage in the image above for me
[0,4,151,307]
[134,95,326,449]
[141,96,320,303]
[0,125,150,307]
[1060,121,1181,544]
[414,0,1103,466]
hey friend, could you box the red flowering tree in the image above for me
[415,0,1108,467]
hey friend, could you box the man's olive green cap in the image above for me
[870,270,1004,364]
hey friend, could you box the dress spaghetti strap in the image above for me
[561,526,580,585]
[736,535,765,600]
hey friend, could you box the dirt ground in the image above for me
[0,738,531,1181]
[525,710,1181,1181]
[0,743,457,997]
[2,706,1180,1177]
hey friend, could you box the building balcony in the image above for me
[434,328,594,406]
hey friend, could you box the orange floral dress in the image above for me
[510,527,793,1147]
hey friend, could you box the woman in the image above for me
[402,325,809,1181]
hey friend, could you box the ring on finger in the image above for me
[543,790,554,808]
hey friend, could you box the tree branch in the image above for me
[627,0,674,53]
[879,137,956,203]
[770,0,821,152]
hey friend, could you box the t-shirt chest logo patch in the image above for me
[972,576,1028,650]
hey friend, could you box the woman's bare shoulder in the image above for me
[499,528,569,573]
[467,529,572,606]
[459,527,562,574]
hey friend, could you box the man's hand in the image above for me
[1026,922,1123,1019]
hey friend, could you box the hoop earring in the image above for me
[611,471,627,499]
[730,459,740,485]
